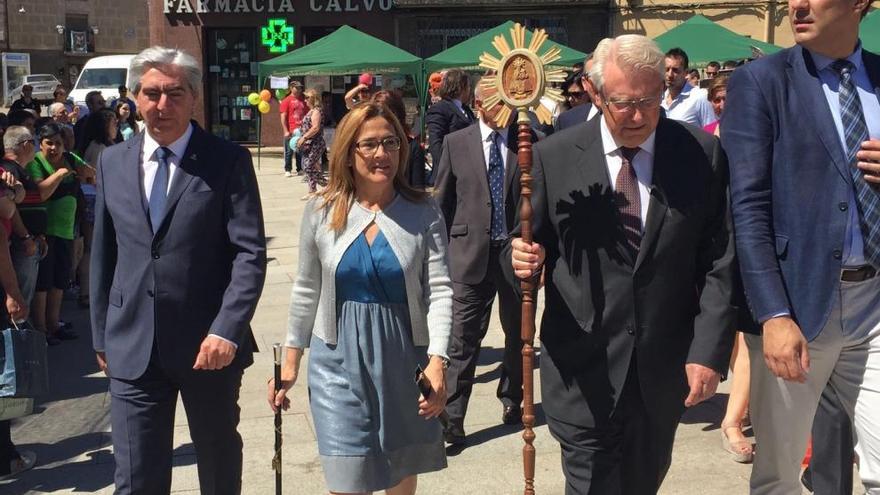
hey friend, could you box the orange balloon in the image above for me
[260,89,272,102]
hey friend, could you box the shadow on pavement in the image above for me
[446,402,547,457]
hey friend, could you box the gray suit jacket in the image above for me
[90,123,267,380]
[434,123,527,284]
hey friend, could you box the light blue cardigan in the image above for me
[286,194,452,358]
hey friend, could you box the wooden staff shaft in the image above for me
[517,110,537,495]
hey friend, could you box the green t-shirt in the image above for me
[26,152,79,240]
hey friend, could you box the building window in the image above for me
[207,28,259,142]
[63,14,94,54]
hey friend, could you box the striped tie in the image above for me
[832,59,880,267]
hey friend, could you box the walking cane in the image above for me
[272,343,282,495]
[479,24,565,494]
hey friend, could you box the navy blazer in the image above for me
[723,45,880,340]
[554,103,593,132]
[90,124,267,380]
[426,98,475,169]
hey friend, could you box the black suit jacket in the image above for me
[90,123,267,380]
[426,98,475,168]
[554,103,593,132]
[512,117,736,428]
[434,123,536,284]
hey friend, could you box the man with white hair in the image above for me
[510,34,736,493]
[47,102,69,125]
[90,46,266,494]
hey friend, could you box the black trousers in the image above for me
[109,349,245,495]
[444,244,523,427]
[804,383,854,494]
[547,360,678,495]
[0,420,16,474]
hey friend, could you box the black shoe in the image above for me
[46,335,61,346]
[54,328,78,340]
[801,466,813,492]
[502,404,522,425]
[57,320,73,330]
[443,424,466,446]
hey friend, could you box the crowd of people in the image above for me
[0,82,144,479]
[2,0,878,492]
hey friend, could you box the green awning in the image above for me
[424,21,587,74]
[258,25,425,102]
[654,15,784,66]
[861,10,879,53]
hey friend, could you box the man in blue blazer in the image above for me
[90,47,266,494]
[723,1,880,492]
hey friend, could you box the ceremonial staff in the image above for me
[272,343,282,495]
[478,24,565,495]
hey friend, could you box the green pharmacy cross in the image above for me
[261,19,294,53]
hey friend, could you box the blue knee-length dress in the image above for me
[308,230,447,493]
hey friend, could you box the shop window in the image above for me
[207,28,258,143]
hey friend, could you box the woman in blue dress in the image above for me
[270,102,453,494]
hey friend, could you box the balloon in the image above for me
[275,89,289,100]
[288,129,302,151]
[359,72,373,87]
[247,92,260,105]
[260,89,272,102]
[258,100,270,114]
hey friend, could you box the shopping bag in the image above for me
[0,397,34,420]
[0,322,49,397]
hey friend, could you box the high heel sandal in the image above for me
[721,422,754,464]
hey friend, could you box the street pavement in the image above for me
[1,150,846,494]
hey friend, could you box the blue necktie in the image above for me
[149,146,171,233]
[832,60,880,267]
[488,131,505,240]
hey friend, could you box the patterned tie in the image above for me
[616,146,642,254]
[149,146,171,233]
[488,131,506,240]
[832,59,880,267]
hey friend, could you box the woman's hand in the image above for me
[418,356,447,419]
[267,347,304,413]
[267,367,298,413]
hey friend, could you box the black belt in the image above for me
[841,265,877,282]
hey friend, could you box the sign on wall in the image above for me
[164,0,393,14]
[261,18,294,53]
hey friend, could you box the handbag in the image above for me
[0,321,49,398]
[0,397,34,420]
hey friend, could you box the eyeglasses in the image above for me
[566,91,587,101]
[602,95,661,113]
[354,136,402,155]
[14,138,33,147]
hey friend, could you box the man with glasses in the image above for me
[556,42,609,132]
[706,61,721,79]
[434,77,539,446]
[510,34,735,494]
[10,85,41,115]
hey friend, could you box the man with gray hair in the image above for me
[47,102,69,125]
[510,34,735,493]
[90,46,266,494]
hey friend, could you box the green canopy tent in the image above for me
[862,9,880,53]
[423,21,588,74]
[256,26,425,167]
[654,14,783,66]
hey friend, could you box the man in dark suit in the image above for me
[555,42,610,133]
[426,69,475,185]
[511,34,736,494]
[434,77,537,445]
[723,1,880,492]
[90,46,266,494]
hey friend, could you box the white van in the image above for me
[70,54,136,108]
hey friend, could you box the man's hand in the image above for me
[762,316,809,382]
[22,237,36,257]
[77,164,97,184]
[684,363,721,407]
[418,356,447,419]
[283,130,291,138]
[511,237,546,280]
[5,294,27,322]
[193,335,236,370]
[858,139,880,186]
[96,352,108,375]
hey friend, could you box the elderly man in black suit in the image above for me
[90,46,267,494]
[434,76,538,445]
[511,34,736,494]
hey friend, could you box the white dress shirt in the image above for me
[479,119,511,239]
[600,115,656,228]
[141,123,193,201]
[662,82,716,128]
